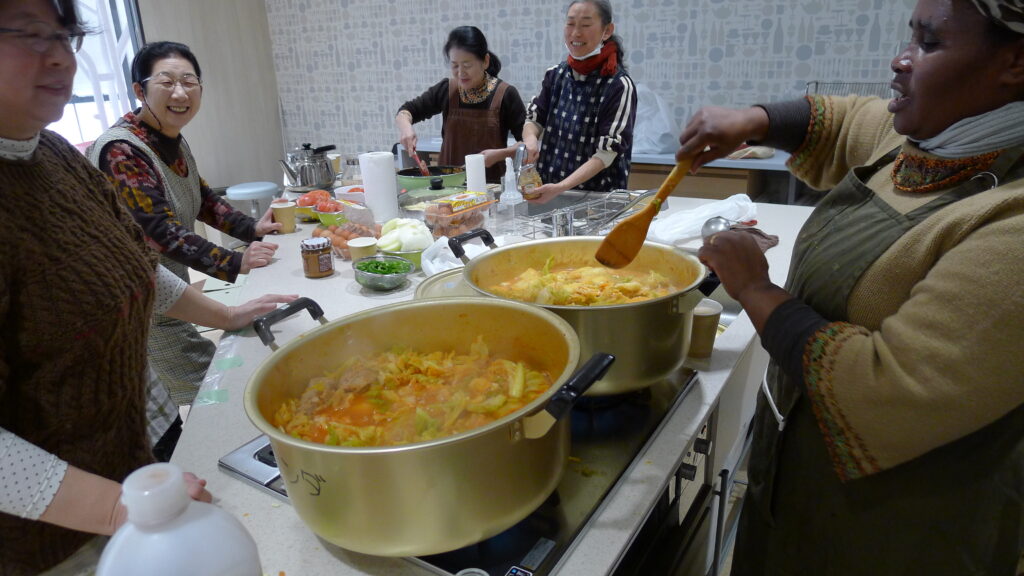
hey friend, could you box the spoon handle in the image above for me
[652,158,694,209]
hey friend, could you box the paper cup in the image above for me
[326,153,343,174]
[688,298,723,359]
[271,201,297,233]
[347,236,378,261]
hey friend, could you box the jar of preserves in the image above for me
[300,237,334,278]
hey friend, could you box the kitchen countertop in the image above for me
[410,137,792,172]
[171,197,813,575]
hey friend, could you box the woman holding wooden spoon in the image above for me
[679,0,1024,572]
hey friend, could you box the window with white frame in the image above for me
[49,0,143,148]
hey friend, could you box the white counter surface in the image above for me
[412,137,791,172]
[171,197,813,575]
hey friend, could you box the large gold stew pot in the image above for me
[245,297,613,557]
[450,230,716,395]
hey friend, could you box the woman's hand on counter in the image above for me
[223,293,300,331]
[677,106,770,171]
[240,241,279,274]
[255,206,283,237]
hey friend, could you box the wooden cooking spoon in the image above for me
[594,157,693,269]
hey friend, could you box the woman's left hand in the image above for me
[697,230,773,302]
[255,206,283,236]
[223,293,299,331]
[525,182,567,204]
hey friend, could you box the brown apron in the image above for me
[732,146,1024,575]
[439,79,508,183]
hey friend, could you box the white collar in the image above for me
[0,133,40,161]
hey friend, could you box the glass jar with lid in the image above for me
[300,237,334,278]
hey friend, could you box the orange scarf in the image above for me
[567,40,619,77]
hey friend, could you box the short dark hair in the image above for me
[444,26,501,76]
[52,0,87,34]
[131,41,202,86]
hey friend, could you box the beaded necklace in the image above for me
[458,74,497,105]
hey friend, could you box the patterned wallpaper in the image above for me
[265,0,915,158]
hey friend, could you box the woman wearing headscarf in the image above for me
[522,0,637,202]
[396,26,527,182]
[678,0,1024,573]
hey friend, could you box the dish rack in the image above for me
[516,189,657,239]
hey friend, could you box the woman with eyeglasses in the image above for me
[88,42,283,407]
[0,0,296,572]
[678,0,1024,572]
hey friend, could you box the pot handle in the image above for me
[519,353,615,440]
[698,271,721,297]
[253,297,328,350]
[448,229,498,263]
[312,144,336,155]
[546,353,615,420]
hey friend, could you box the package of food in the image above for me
[311,221,381,260]
[422,191,494,238]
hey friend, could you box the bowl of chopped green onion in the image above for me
[352,254,414,291]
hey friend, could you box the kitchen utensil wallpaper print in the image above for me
[265,0,914,158]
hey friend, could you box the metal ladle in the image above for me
[701,216,738,240]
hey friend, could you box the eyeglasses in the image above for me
[142,72,203,92]
[0,21,85,54]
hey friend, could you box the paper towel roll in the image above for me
[359,151,399,223]
[465,153,486,193]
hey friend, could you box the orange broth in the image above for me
[273,337,552,447]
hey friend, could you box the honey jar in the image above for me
[300,237,334,278]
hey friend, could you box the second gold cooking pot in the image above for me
[245,297,613,556]
[451,231,709,395]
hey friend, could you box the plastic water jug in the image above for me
[97,463,261,576]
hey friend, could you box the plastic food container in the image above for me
[422,191,493,239]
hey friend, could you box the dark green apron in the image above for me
[731,146,1024,576]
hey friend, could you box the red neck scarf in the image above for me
[567,40,619,77]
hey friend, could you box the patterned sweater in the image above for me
[762,95,1024,480]
[526,62,636,191]
[90,111,258,283]
[0,131,155,574]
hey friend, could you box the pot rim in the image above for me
[245,297,581,455]
[461,236,709,310]
[396,165,466,177]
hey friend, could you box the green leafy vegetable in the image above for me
[356,259,412,275]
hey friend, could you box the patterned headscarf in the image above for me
[968,0,1024,33]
